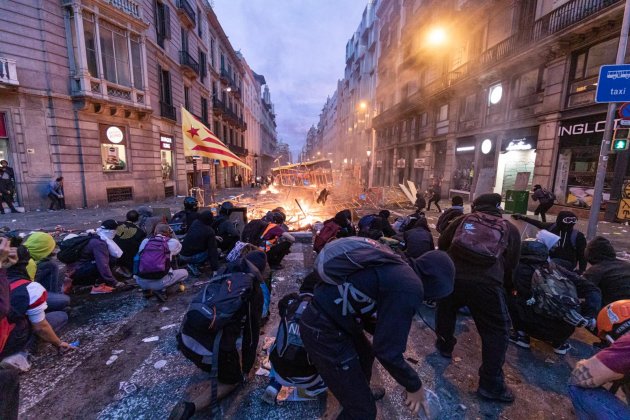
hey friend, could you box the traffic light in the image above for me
[612,128,630,152]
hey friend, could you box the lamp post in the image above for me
[366,150,372,187]
[254,153,258,179]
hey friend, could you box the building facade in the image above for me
[304,0,629,216]
[372,0,629,216]
[0,0,277,209]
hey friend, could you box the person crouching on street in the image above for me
[179,211,219,277]
[260,212,295,270]
[135,224,188,302]
[300,237,455,419]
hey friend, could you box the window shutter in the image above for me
[154,1,161,37]
[158,65,164,101]
[163,6,171,39]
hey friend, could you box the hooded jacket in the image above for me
[517,211,587,272]
[76,236,117,285]
[332,210,356,237]
[436,206,464,233]
[180,211,219,270]
[438,203,521,286]
[583,237,630,306]
[23,232,56,280]
[402,217,435,259]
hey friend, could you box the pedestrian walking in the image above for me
[426,182,442,212]
[531,184,555,222]
[436,193,521,403]
[47,177,65,211]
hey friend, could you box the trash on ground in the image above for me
[142,336,159,343]
[255,367,270,376]
[160,323,178,330]
[158,307,171,313]
[112,349,124,355]
[106,355,118,365]
[154,360,167,369]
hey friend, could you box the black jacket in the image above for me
[312,263,426,393]
[436,206,464,233]
[438,206,521,286]
[181,217,219,270]
[213,215,240,251]
[583,237,630,306]
[114,221,146,270]
[518,211,587,272]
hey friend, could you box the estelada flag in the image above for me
[181,106,251,170]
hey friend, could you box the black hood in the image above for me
[334,210,352,227]
[585,236,617,264]
[197,210,214,225]
[411,250,455,300]
[555,211,577,231]
[519,239,549,264]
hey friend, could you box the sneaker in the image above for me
[435,342,453,359]
[477,385,515,403]
[423,299,436,309]
[167,401,196,420]
[553,343,571,355]
[261,385,279,405]
[90,284,114,294]
[303,381,328,397]
[0,352,31,372]
[509,331,531,349]
[154,290,168,303]
[370,386,386,401]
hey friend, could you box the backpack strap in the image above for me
[9,279,31,291]
[209,329,223,417]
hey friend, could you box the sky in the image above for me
[212,0,368,160]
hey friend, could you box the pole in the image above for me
[192,158,198,188]
[368,128,376,188]
[587,0,630,240]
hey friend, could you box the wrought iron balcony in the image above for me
[179,50,199,76]
[0,57,18,86]
[176,0,195,25]
[220,68,233,84]
[212,98,225,115]
[160,101,176,121]
[229,144,248,157]
[104,0,142,19]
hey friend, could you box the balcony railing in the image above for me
[445,0,622,89]
[220,68,233,84]
[160,101,176,121]
[212,98,225,114]
[179,50,199,75]
[177,0,195,25]
[229,144,248,156]
[0,57,19,86]
[104,0,142,19]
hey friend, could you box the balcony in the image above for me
[104,0,142,20]
[212,98,225,115]
[229,144,248,157]
[179,50,199,77]
[160,101,176,121]
[0,57,19,86]
[220,68,233,85]
[176,0,196,26]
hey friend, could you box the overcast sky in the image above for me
[212,0,368,159]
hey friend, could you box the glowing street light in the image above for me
[427,27,447,46]
[359,101,368,110]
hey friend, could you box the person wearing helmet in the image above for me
[569,300,630,418]
[507,237,601,355]
[260,211,294,269]
[170,197,199,235]
[212,202,240,254]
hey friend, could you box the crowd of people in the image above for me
[0,191,629,420]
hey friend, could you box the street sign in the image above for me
[596,65,630,103]
[617,198,630,221]
[620,119,630,126]
[619,103,630,119]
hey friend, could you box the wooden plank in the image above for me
[407,180,418,198]
[399,183,415,204]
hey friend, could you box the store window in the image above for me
[453,137,475,192]
[160,135,174,180]
[100,124,128,171]
[0,113,9,164]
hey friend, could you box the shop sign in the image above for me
[558,116,607,137]
[106,126,124,143]
[396,158,406,168]
[456,136,476,153]
[160,136,173,150]
[413,158,425,168]
[481,139,493,154]
[376,160,383,168]
[456,146,475,153]
[617,199,630,221]
[502,135,537,151]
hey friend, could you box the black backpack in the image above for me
[178,271,255,414]
[57,235,94,264]
[241,219,269,247]
[269,294,318,380]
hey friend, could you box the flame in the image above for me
[260,185,280,195]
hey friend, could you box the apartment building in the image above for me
[372,0,629,217]
[0,0,276,209]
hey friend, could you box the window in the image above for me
[83,15,98,77]
[130,36,143,89]
[160,135,174,180]
[420,112,428,127]
[181,27,188,52]
[461,93,477,120]
[184,86,190,110]
[438,104,448,121]
[201,97,208,123]
[99,22,131,86]
[159,67,172,104]
[568,38,618,107]
[210,37,216,67]
[100,124,128,171]
[220,52,225,71]
[515,67,544,98]
[196,7,202,37]
[198,51,206,82]
[155,1,171,48]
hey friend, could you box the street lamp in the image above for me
[427,27,447,46]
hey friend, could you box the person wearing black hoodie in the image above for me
[333,209,356,237]
[300,243,455,419]
[378,210,397,238]
[436,193,521,403]
[212,202,240,254]
[583,236,630,306]
[179,211,219,276]
[401,215,434,259]
[512,210,586,273]
[508,239,601,355]
[436,196,465,233]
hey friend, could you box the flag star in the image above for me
[187,127,200,137]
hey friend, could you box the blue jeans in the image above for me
[178,252,208,265]
[47,292,70,312]
[568,385,630,420]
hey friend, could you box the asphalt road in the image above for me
[18,239,595,420]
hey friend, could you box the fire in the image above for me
[260,185,280,195]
